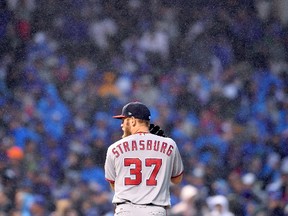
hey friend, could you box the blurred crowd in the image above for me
[1,0,288,215]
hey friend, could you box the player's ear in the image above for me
[131,116,137,126]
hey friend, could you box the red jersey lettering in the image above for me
[166,145,174,156]
[112,148,120,158]
[160,142,168,154]
[117,144,124,154]
[131,140,138,151]
[139,140,145,150]
[123,141,130,152]
[147,140,152,150]
[153,141,160,151]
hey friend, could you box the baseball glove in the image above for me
[149,124,166,137]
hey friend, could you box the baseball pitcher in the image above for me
[105,102,184,215]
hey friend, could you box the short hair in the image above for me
[136,119,150,127]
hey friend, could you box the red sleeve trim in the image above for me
[105,178,115,184]
[171,171,183,179]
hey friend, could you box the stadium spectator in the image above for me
[0,0,288,215]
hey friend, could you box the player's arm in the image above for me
[171,146,184,185]
[171,172,183,185]
[105,148,116,191]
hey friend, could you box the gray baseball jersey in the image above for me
[105,132,184,207]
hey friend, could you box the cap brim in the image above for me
[113,115,126,119]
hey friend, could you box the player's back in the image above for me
[105,132,183,207]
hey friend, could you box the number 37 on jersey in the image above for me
[124,157,162,186]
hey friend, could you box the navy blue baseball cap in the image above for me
[113,102,151,121]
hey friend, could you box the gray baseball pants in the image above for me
[115,202,167,216]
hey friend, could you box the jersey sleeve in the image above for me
[104,147,116,183]
[171,144,184,178]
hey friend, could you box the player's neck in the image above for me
[133,126,149,134]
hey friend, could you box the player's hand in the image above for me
[149,124,166,137]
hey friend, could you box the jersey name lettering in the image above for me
[112,139,174,158]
